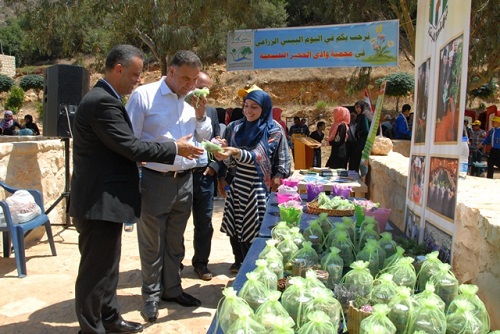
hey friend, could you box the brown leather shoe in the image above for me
[194,266,213,281]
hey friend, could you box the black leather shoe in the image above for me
[194,266,213,281]
[140,301,159,323]
[103,319,143,333]
[161,292,201,307]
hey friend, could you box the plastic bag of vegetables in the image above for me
[387,286,419,334]
[416,251,442,291]
[266,251,285,279]
[215,287,255,333]
[226,306,267,334]
[378,232,398,258]
[303,269,328,295]
[277,235,299,266]
[297,310,339,334]
[259,239,283,263]
[184,86,210,107]
[339,260,374,300]
[287,241,319,275]
[356,239,385,277]
[303,289,343,331]
[447,284,490,333]
[309,212,332,235]
[430,262,458,310]
[360,304,397,334]
[341,216,357,243]
[255,290,294,331]
[358,222,380,251]
[303,219,324,248]
[360,215,380,234]
[267,315,296,334]
[271,221,292,242]
[253,259,278,291]
[414,282,445,312]
[384,256,417,291]
[371,273,399,305]
[446,299,484,334]
[290,226,306,248]
[383,245,405,269]
[281,276,313,325]
[408,298,447,334]
[326,230,355,268]
[320,246,344,288]
[238,271,272,311]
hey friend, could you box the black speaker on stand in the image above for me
[43,64,90,226]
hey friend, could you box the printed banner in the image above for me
[227,20,399,71]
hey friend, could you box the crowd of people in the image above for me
[0,111,40,136]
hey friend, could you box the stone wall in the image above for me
[368,152,500,329]
[0,137,69,243]
[0,54,16,78]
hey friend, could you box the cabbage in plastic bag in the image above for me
[259,239,283,262]
[429,262,458,310]
[384,256,417,291]
[253,259,278,291]
[287,241,320,276]
[379,232,398,258]
[320,246,344,288]
[360,304,397,334]
[417,251,442,291]
[238,271,272,311]
[387,286,419,334]
[326,230,356,268]
[356,239,385,277]
[310,212,333,235]
[226,308,267,334]
[446,299,484,334]
[408,298,447,334]
[215,287,255,333]
[414,282,445,312]
[271,221,292,242]
[358,222,380,251]
[297,310,339,334]
[277,235,300,266]
[447,284,490,334]
[255,290,294,332]
[371,273,399,305]
[383,245,405,269]
[338,260,374,300]
[303,289,343,332]
[281,276,314,326]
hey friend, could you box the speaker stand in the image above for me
[46,137,71,226]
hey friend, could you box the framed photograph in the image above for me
[404,207,421,241]
[424,220,452,263]
[414,58,430,144]
[426,156,458,220]
[408,155,425,205]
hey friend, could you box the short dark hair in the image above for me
[402,104,411,112]
[170,50,202,68]
[293,116,300,121]
[317,121,325,128]
[24,114,33,122]
[105,45,144,71]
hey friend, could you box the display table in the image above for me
[206,237,267,334]
[291,169,368,198]
[259,193,352,238]
[292,136,321,169]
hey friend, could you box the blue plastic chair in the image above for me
[0,181,57,278]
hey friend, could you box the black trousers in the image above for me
[73,218,123,334]
[487,148,500,178]
[229,235,251,264]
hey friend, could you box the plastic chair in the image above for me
[0,181,57,277]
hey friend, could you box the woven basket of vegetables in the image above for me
[306,199,355,217]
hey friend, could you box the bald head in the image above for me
[197,71,212,89]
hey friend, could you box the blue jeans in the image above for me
[192,170,215,268]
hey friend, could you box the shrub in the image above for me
[4,86,25,113]
[19,74,44,93]
[0,74,15,93]
[315,100,328,110]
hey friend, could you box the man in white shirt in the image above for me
[126,50,212,322]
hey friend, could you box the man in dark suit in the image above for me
[70,44,204,334]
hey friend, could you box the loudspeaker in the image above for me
[43,64,90,137]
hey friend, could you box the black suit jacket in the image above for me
[69,81,177,223]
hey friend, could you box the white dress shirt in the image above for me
[126,77,212,172]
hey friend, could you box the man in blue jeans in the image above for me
[189,71,221,280]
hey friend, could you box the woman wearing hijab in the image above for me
[0,110,22,135]
[325,106,350,169]
[350,100,372,172]
[214,90,291,272]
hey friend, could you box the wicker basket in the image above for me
[347,301,371,334]
[306,200,355,217]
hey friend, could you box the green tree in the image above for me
[376,72,414,112]
[4,86,25,113]
[0,74,15,93]
[19,74,44,101]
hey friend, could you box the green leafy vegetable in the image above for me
[185,87,210,107]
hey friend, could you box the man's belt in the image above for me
[143,167,191,178]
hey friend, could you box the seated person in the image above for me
[23,114,40,135]
[0,110,22,135]
[393,104,412,140]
